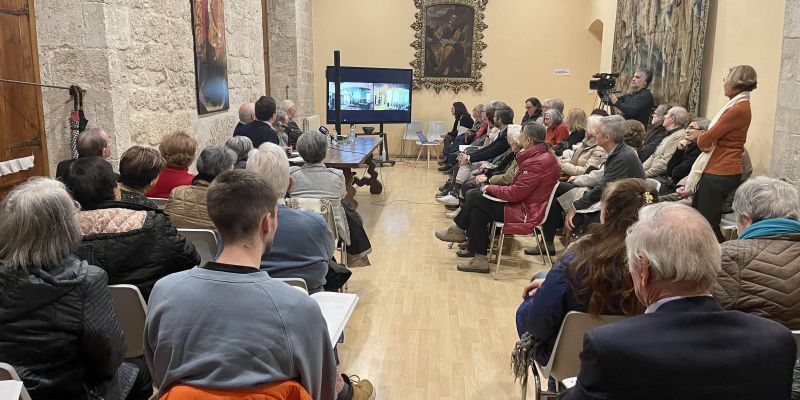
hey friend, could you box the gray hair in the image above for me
[0,177,82,271]
[279,99,295,113]
[667,106,690,129]
[246,143,290,198]
[586,115,603,136]
[599,115,626,144]
[626,203,720,290]
[654,104,670,118]
[545,109,563,126]
[544,98,565,113]
[506,124,523,147]
[733,176,800,224]
[238,103,255,124]
[522,122,547,143]
[225,136,254,162]
[196,145,236,178]
[77,128,108,157]
[694,117,711,131]
[296,131,329,164]
[275,110,288,127]
[484,100,507,114]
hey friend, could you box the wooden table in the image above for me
[293,136,383,208]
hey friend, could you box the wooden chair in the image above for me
[108,284,148,358]
[178,229,220,265]
[0,363,32,400]
[488,184,559,280]
[522,312,627,400]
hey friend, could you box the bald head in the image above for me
[238,103,255,124]
[77,128,111,159]
[279,100,297,119]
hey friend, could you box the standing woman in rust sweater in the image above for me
[682,65,757,241]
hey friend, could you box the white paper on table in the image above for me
[311,292,359,348]
[0,381,23,400]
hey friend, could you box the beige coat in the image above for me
[643,128,686,177]
[560,138,606,177]
[164,180,215,230]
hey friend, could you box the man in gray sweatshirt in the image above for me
[144,170,343,398]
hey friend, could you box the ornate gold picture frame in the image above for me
[410,0,488,93]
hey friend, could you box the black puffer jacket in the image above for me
[0,257,129,399]
[74,201,200,301]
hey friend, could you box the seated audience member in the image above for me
[531,115,645,256]
[235,95,280,148]
[539,98,565,124]
[0,178,152,400]
[275,110,290,147]
[435,122,560,273]
[521,97,543,125]
[67,157,199,300]
[279,99,305,147]
[233,102,255,136]
[247,143,333,293]
[658,117,709,193]
[590,108,609,117]
[441,102,475,158]
[144,169,374,399]
[165,145,236,230]
[543,109,569,147]
[55,127,112,182]
[558,115,607,177]
[513,179,653,379]
[146,131,198,198]
[642,106,689,178]
[225,135,254,169]
[289,132,373,267]
[638,104,671,161]
[554,108,587,156]
[622,119,645,150]
[118,145,166,208]
[562,203,796,399]
[464,103,487,145]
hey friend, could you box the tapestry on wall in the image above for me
[191,0,230,114]
[410,0,488,93]
[612,0,710,114]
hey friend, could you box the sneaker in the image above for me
[457,256,490,273]
[435,224,467,243]
[524,243,556,256]
[342,374,376,400]
[435,189,450,198]
[446,207,460,219]
[435,194,460,206]
[438,182,452,192]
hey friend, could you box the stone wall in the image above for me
[36,0,266,174]
[771,0,800,181]
[268,0,314,116]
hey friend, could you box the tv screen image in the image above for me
[326,66,413,124]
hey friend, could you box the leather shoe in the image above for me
[438,164,453,172]
[457,256,490,273]
[524,244,556,256]
[456,249,474,257]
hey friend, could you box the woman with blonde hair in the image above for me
[558,115,607,177]
[554,108,587,156]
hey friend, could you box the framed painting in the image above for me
[410,0,488,93]
[612,0,710,114]
[191,0,230,114]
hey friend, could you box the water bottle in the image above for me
[350,124,355,141]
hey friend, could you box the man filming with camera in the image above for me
[609,69,655,127]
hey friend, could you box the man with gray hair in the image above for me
[641,106,689,178]
[530,115,645,255]
[279,99,304,147]
[562,202,796,399]
[233,102,255,136]
[55,127,112,181]
[609,69,655,127]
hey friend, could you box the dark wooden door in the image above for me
[0,0,49,199]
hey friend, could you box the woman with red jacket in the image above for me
[435,122,561,273]
[544,109,569,147]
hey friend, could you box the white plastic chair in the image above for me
[427,120,448,141]
[276,277,309,294]
[645,178,661,193]
[178,229,220,265]
[399,120,424,157]
[108,284,148,358]
[0,363,32,400]
[488,184,559,280]
[147,197,167,210]
[522,312,628,400]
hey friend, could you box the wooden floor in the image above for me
[338,161,551,399]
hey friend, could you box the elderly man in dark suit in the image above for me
[234,96,280,148]
[561,203,796,400]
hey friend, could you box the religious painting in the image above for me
[410,0,488,93]
[191,0,230,114]
[612,0,710,114]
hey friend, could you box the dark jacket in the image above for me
[74,201,200,300]
[614,88,654,128]
[55,158,74,182]
[234,120,280,148]
[554,129,586,156]
[286,120,304,147]
[563,296,796,400]
[638,125,667,162]
[233,122,246,137]
[572,144,645,210]
[447,113,474,137]
[666,141,701,183]
[468,126,510,163]
[0,257,130,399]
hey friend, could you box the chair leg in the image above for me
[488,223,496,261]
[541,230,553,268]
[426,146,431,168]
[534,227,547,266]
[414,145,423,167]
[494,232,506,280]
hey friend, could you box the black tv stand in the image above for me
[355,123,395,166]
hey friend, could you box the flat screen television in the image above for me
[326,66,413,124]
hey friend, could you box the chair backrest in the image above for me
[276,278,309,294]
[427,120,448,141]
[541,311,628,381]
[0,363,32,400]
[539,183,560,227]
[404,120,424,140]
[302,115,321,133]
[147,197,168,210]
[178,229,220,265]
[793,330,800,360]
[285,197,343,245]
[108,285,148,358]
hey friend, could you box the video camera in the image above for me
[589,72,620,105]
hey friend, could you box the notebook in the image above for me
[311,292,359,347]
